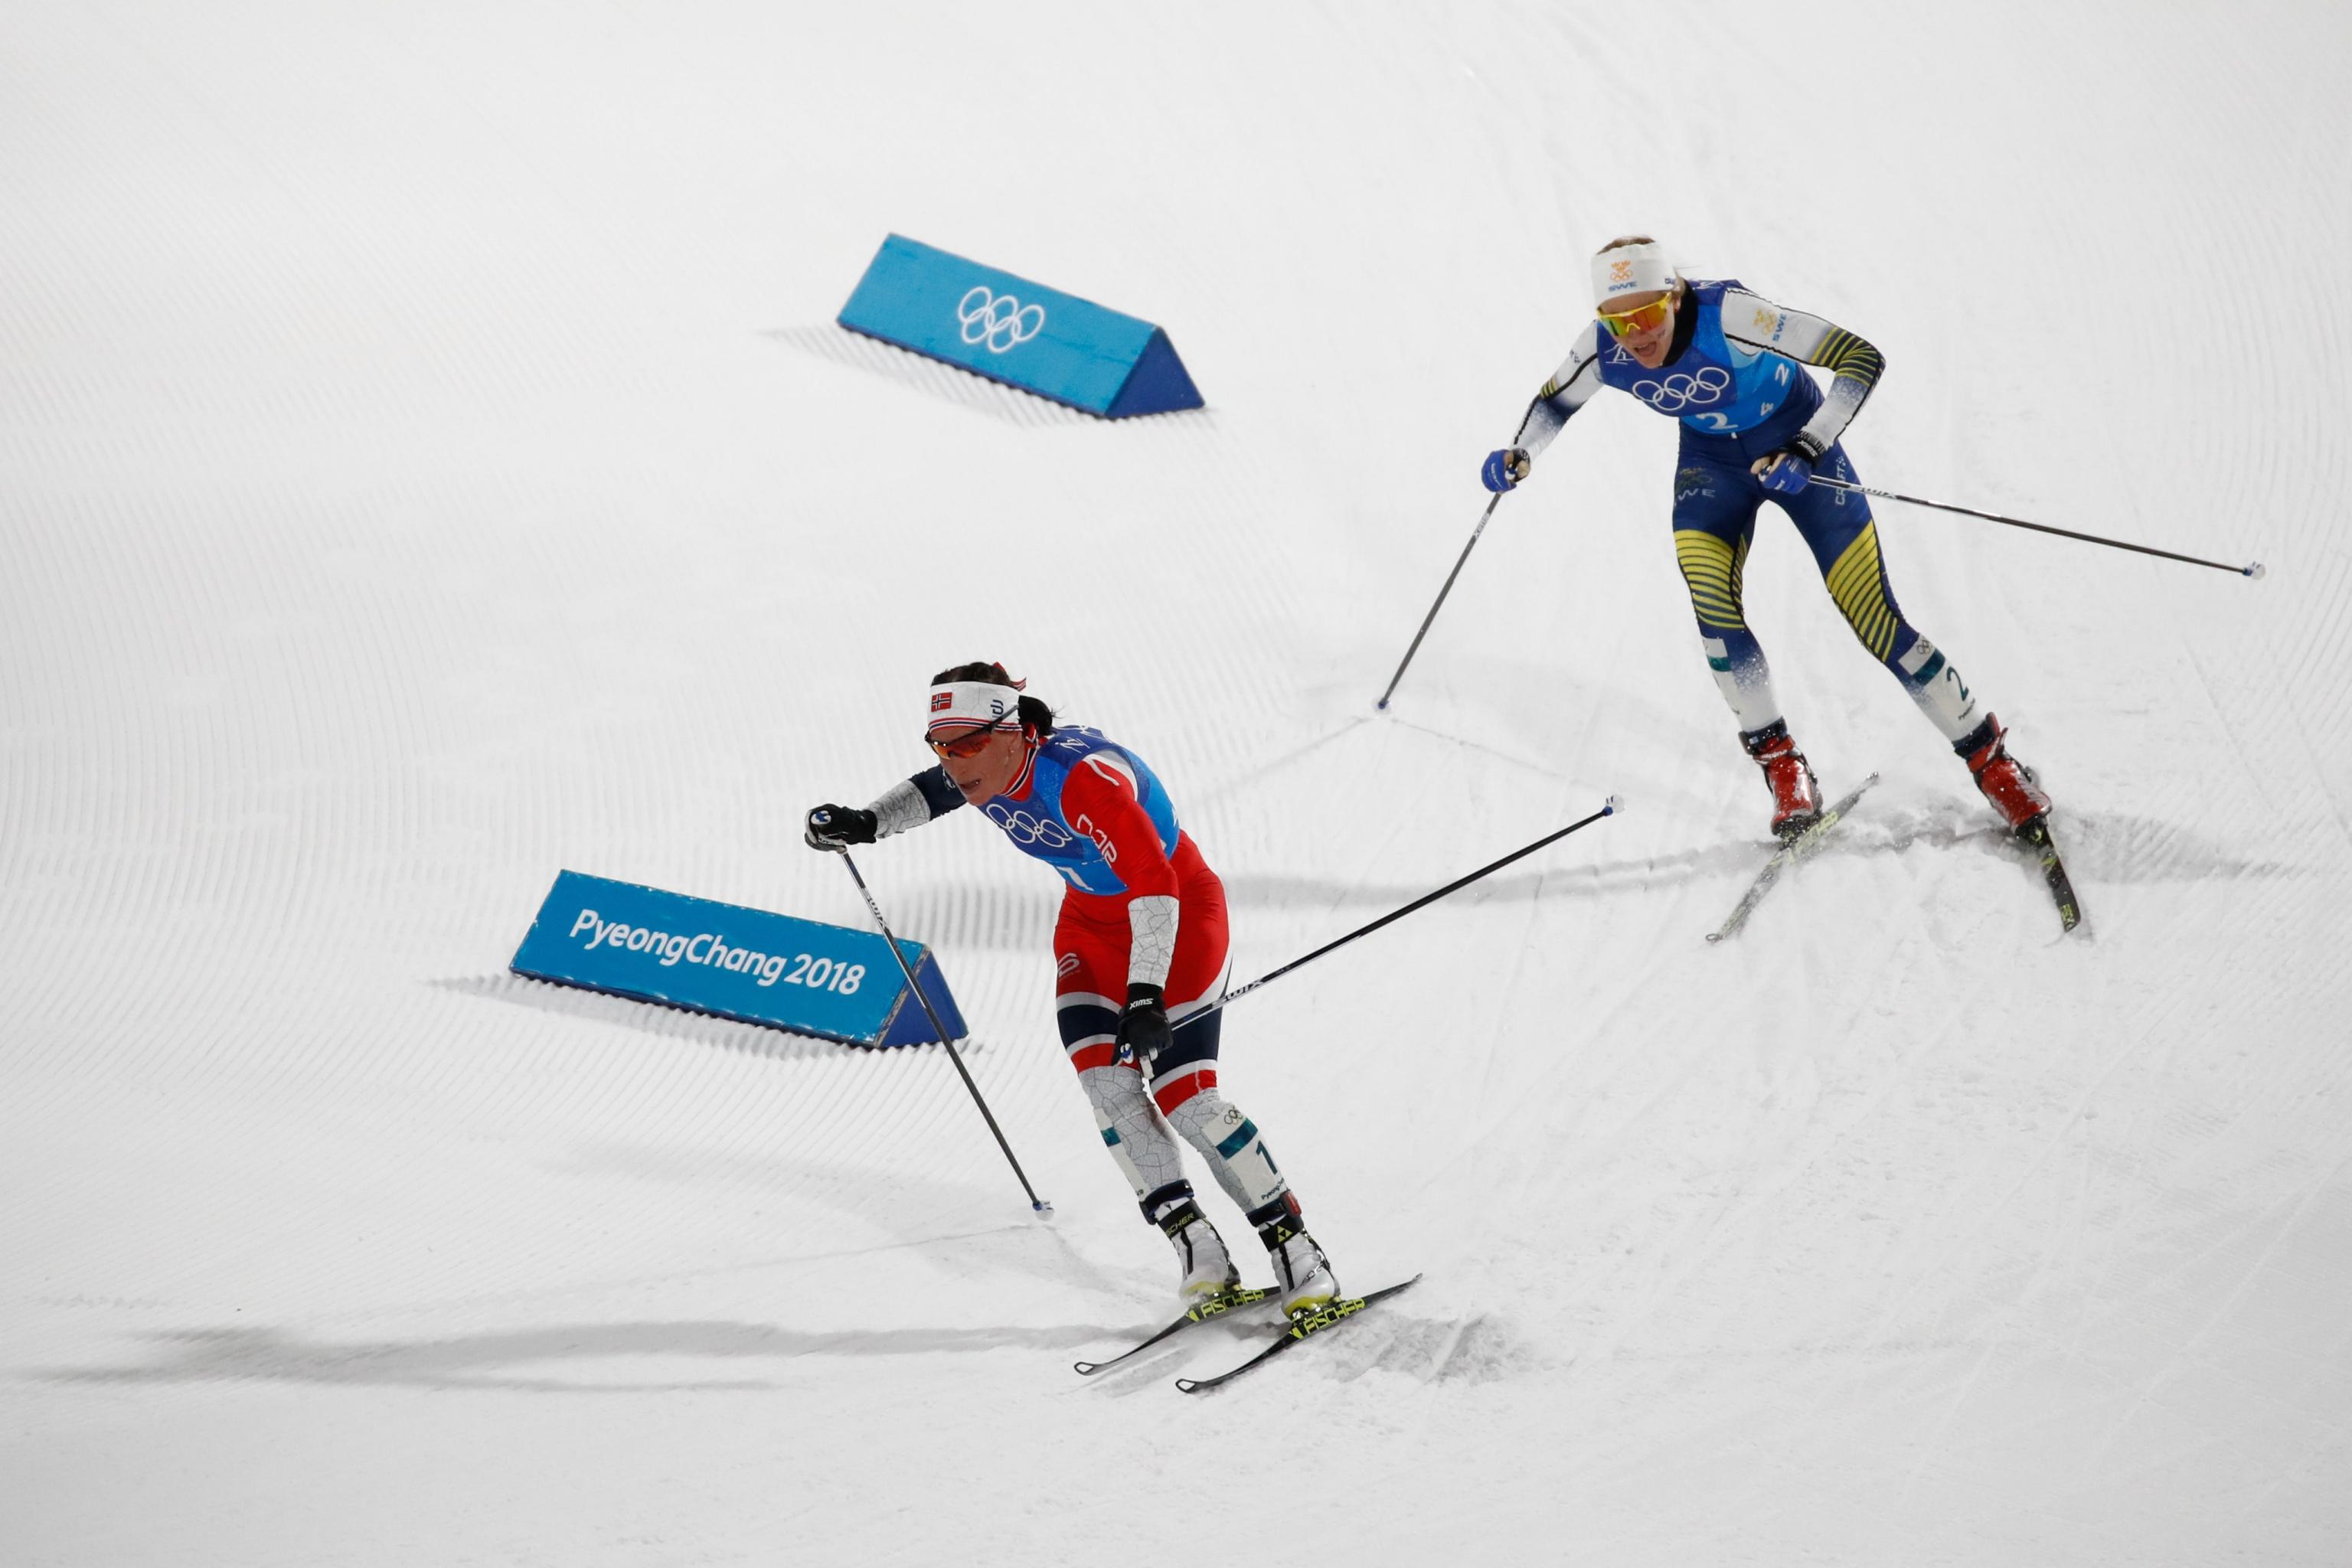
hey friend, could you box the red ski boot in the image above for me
[1960,714,2051,834]
[1741,720,1821,841]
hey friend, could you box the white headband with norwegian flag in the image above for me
[926,680,1025,738]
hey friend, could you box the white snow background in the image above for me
[5,2,2350,1563]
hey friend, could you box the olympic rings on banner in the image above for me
[957,286,1046,354]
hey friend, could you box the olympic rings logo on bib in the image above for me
[957,286,1045,354]
[987,803,1073,848]
[1633,365,1731,413]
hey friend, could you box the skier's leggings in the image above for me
[1053,874,1292,1225]
[1670,442,1979,743]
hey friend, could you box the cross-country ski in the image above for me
[2016,816,2086,934]
[1174,1276,1425,1394]
[1708,775,1880,942]
[1073,1284,1277,1377]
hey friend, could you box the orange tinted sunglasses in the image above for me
[927,726,1007,760]
[1599,292,1675,338]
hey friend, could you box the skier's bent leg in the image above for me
[1673,465,1785,733]
[1785,448,1985,743]
[1783,449,2053,827]
[1067,1008,1239,1302]
[1073,1060,1184,1204]
[1148,1001,1339,1314]
[1145,1003,1290,1217]
[1674,473,1818,835]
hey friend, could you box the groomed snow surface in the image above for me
[6,3,2350,1563]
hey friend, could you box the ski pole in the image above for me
[1191,795,1619,1021]
[1376,491,1505,710]
[834,850,1051,1217]
[1807,473,2265,579]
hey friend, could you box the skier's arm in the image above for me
[1483,324,1604,492]
[1513,322,1608,459]
[803,765,964,851]
[1722,289,1886,454]
[1058,756,1180,992]
[868,765,965,838]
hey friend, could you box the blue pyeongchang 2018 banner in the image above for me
[837,234,1204,418]
[510,871,967,1048]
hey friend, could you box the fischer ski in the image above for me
[2015,815,2083,933]
[1173,1274,1423,1394]
[1707,774,1880,943]
[1073,1285,1276,1377]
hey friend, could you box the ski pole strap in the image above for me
[836,852,1050,1214]
[1200,797,1618,1020]
[1806,473,2264,578]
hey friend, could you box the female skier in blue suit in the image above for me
[1482,235,2051,841]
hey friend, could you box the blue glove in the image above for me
[1481,447,1530,493]
[1755,436,1824,496]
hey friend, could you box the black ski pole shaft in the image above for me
[835,850,1050,1216]
[1808,473,2265,579]
[1376,491,1504,710]
[1194,796,1618,1021]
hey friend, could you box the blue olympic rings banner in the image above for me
[838,234,1204,418]
[511,871,968,1048]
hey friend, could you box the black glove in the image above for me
[804,804,877,851]
[1114,982,1174,1068]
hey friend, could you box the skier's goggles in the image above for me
[1598,292,1675,338]
[926,725,1010,759]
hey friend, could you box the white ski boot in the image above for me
[1259,1214,1338,1319]
[1161,1199,1240,1305]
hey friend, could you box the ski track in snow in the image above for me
[5,2,2352,1564]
